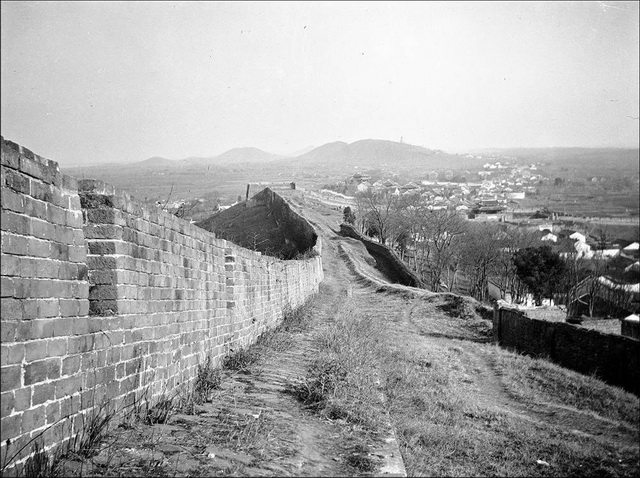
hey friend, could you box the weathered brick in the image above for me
[21,405,45,432]
[24,358,59,385]
[1,141,20,168]
[0,391,14,418]
[62,355,81,376]
[25,340,48,362]
[37,298,59,318]
[64,209,83,229]
[89,300,118,316]
[50,242,69,261]
[86,256,117,270]
[55,376,82,400]
[1,365,21,392]
[2,168,30,194]
[1,188,24,213]
[14,321,31,342]
[35,258,59,279]
[86,208,120,225]
[32,382,55,406]
[0,344,25,365]
[26,237,50,258]
[1,276,15,297]
[88,269,117,285]
[14,387,30,412]
[0,414,21,442]
[88,285,117,300]
[1,322,16,342]
[84,224,122,239]
[28,318,54,339]
[1,298,22,320]
[23,196,47,220]
[45,400,60,425]
[1,232,29,255]
[59,299,79,317]
[68,245,87,263]
[1,210,30,235]
[20,154,59,184]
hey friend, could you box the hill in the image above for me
[274,139,466,173]
[183,147,287,166]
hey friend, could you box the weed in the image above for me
[223,347,260,374]
[73,399,117,458]
[344,442,378,473]
[143,397,174,425]
[193,355,222,404]
[290,302,386,430]
[294,248,319,260]
[22,442,55,478]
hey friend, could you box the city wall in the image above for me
[339,223,424,288]
[493,304,639,395]
[0,137,323,469]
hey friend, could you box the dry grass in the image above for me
[290,301,387,430]
[376,293,639,477]
[491,348,639,426]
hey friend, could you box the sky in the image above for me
[1,1,639,166]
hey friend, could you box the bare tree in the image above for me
[354,188,400,245]
[418,208,468,292]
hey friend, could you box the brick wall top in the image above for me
[1,136,78,193]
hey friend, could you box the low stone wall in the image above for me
[339,224,424,288]
[0,137,323,470]
[493,304,639,395]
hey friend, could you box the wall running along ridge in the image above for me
[0,137,323,471]
[493,304,639,395]
[339,223,424,288]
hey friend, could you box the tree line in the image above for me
[344,189,638,318]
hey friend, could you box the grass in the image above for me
[372,292,640,477]
[223,300,315,374]
[491,349,639,426]
[289,300,387,430]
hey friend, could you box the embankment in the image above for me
[339,223,424,288]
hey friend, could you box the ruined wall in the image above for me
[339,223,424,288]
[493,304,639,395]
[0,137,323,469]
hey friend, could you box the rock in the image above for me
[204,445,255,465]
[157,443,183,453]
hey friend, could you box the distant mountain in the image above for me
[183,147,286,166]
[136,156,176,167]
[276,139,459,172]
[276,145,316,157]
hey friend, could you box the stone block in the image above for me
[1,365,22,392]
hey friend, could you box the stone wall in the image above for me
[493,304,639,395]
[0,137,323,470]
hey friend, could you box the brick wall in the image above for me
[0,137,323,470]
[493,304,639,395]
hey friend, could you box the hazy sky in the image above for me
[1,1,638,166]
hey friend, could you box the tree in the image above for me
[343,206,356,225]
[459,223,503,301]
[354,188,399,245]
[416,208,467,292]
[513,245,567,306]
